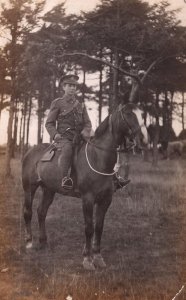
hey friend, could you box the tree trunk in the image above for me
[112,47,119,110]
[37,103,43,144]
[5,21,17,176]
[21,98,27,157]
[11,98,18,158]
[143,88,148,126]
[152,120,159,166]
[19,110,23,153]
[109,53,113,114]
[152,92,160,167]
[98,49,103,124]
[12,112,18,158]
[25,96,32,151]
[170,91,174,127]
[0,92,4,121]
[37,83,44,145]
[5,100,14,176]
[181,92,185,131]
[82,70,86,102]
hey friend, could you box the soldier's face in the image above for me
[62,83,77,96]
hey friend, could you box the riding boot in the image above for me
[58,139,74,190]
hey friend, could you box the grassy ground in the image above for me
[0,154,186,300]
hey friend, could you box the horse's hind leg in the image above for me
[37,187,55,248]
[23,184,38,249]
[82,193,95,270]
[93,193,112,268]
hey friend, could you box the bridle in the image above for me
[119,106,142,138]
[85,105,142,176]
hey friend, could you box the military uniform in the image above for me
[45,94,92,141]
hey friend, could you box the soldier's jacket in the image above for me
[45,94,92,141]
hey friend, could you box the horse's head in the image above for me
[116,103,149,150]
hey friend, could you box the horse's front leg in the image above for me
[93,191,112,268]
[82,192,95,270]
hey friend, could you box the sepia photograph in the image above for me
[0,0,186,299]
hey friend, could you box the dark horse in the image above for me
[22,103,148,270]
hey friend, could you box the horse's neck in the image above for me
[93,130,117,169]
[94,129,117,150]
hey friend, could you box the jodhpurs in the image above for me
[56,139,73,178]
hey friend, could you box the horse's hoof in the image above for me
[93,254,107,268]
[26,240,33,249]
[83,257,96,271]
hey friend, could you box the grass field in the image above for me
[0,153,186,300]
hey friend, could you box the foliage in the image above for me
[0,0,186,162]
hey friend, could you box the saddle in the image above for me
[40,144,57,162]
[40,135,84,162]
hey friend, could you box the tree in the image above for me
[72,0,186,165]
[0,49,10,120]
[0,0,45,175]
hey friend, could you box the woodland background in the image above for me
[0,0,186,172]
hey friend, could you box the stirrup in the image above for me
[115,174,130,189]
[118,178,130,188]
[61,176,73,190]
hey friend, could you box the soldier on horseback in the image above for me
[45,74,130,191]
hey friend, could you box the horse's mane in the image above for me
[124,103,138,111]
[95,115,110,138]
[94,103,139,138]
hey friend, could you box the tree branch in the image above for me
[57,51,142,85]
[141,57,162,83]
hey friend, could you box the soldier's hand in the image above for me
[54,133,62,141]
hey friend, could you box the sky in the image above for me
[0,0,186,145]
[45,0,186,25]
[45,0,100,15]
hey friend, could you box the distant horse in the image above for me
[22,103,148,270]
[147,124,176,149]
[167,140,186,158]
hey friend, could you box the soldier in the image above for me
[45,74,130,191]
[45,74,92,190]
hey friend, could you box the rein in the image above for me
[85,142,118,176]
[87,139,134,153]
